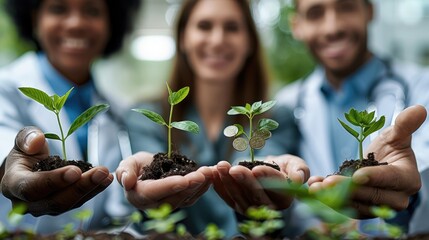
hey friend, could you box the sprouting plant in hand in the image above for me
[338,108,385,161]
[238,206,284,238]
[143,203,187,235]
[18,87,109,160]
[224,100,278,162]
[132,83,199,158]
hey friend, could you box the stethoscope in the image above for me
[293,59,410,141]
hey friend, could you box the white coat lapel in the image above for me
[299,70,335,176]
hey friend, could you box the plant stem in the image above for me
[249,115,254,162]
[359,126,364,161]
[56,112,67,160]
[168,104,174,159]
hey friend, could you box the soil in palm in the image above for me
[238,160,280,171]
[334,152,387,177]
[32,155,93,173]
[140,152,198,180]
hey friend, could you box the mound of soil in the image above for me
[238,160,280,171]
[334,152,387,177]
[140,152,198,180]
[32,155,93,173]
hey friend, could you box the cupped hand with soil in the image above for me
[308,105,427,219]
[1,126,113,216]
[212,154,309,215]
[116,151,213,210]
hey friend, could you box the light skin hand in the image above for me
[212,154,309,215]
[116,151,212,210]
[1,126,113,216]
[308,105,427,218]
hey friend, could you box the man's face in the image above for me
[292,0,373,77]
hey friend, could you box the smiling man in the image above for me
[276,0,429,236]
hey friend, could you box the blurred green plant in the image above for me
[238,206,285,238]
[0,0,33,64]
[143,203,187,235]
[267,5,315,85]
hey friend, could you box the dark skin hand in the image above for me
[1,126,113,216]
[308,105,427,218]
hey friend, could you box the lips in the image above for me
[319,40,351,59]
[61,38,90,51]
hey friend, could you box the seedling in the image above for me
[338,108,385,162]
[18,87,109,160]
[143,203,187,235]
[223,100,278,163]
[238,206,284,238]
[132,83,199,158]
[202,223,225,240]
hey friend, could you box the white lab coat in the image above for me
[0,52,133,234]
[276,59,429,235]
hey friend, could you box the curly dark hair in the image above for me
[4,0,142,57]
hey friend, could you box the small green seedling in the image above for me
[368,206,404,238]
[338,108,385,161]
[143,203,187,235]
[224,100,278,162]
[18,87,109,160]
[238,206,284,238]
[132,83,199,158]
[202,223,225,240]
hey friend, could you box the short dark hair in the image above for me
[5,0,142,57]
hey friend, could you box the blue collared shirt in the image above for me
[37,52,95,159]
[320,57,385,166]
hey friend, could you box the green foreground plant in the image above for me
[338,108,385,161]
[223,100,278,162]
[238,206,284,238]
[18,87,109,160]
[132,83,199,158]
[143,203,187,236]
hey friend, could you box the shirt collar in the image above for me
[320,56,385,98]
[37,52,95,101]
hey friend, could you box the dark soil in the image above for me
[32,155,93,173]
[334,152,387,177]
[144,232,196,240]
[2,231,137,240]
[238,160,280,171]
[140,152,198,180]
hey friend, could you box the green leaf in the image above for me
[255,100,276,115]
[169,86,189,105]
[338,119,359,139]
[133,109,167,126]
[251,101,262,113]
[234,124,245,136]
[344,111,359,127]
[370,206,396,220]
[54,88,73,111]
[18,87,55,111]
[228,106,249,115]
[363,116,385,138]
[73,209,93,221]
[362,110,375,125]
[45,133,61,140]
[67,104,109,138]
[258,118,279,131]
[171,120,200,134]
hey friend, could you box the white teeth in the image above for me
[63,38,88,49]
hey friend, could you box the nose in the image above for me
[209,27,226,46]
[64,11,85,29]
[321,10,344,39]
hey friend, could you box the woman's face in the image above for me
[182,0,251,84]
[34,0,110,76]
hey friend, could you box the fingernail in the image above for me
[121,172,128,187]
[23,131,38,151]
[92,170,108,184]
[64,168,81,183]
[233,173,245,181]
[172,184,187,192]
[298,170,305,182]
[354,174,369,184]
